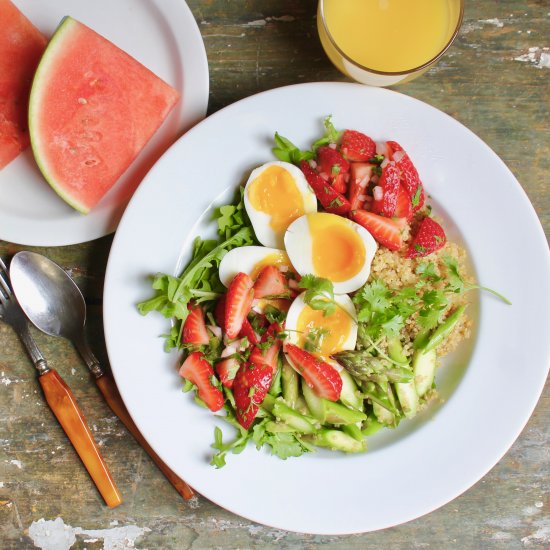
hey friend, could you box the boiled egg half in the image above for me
[284,212,377,294]
[285,292,357,358]
[244,161,317,249]
[218,245,296,287]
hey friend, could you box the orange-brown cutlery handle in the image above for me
[95,373,194,500]
[39,369,123,508]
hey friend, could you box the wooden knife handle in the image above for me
[39,369,123,508]
[95,374,194,500]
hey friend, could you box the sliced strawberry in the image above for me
[300,160,351,215]
[182,304,210,345]
[350,209,403,251]
[348,163,372,211]
[386,140,403,159]
[407,217,446,258]
[215,357,240,389]
[239,317,260,345]
[225,272,254,339]
[331,172,347,194]
[179,352,224,411]
[214,295,226,328]
[248,323,283,372]
[387,141,425,212]
[233,362,273,429]
[253,265,289,299]
[317,145,349,173]
[371,162,401,218]
[284,343,342,401]
[394,184,413,221]
[340,130,376,161]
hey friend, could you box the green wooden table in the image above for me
[1,1,548,548]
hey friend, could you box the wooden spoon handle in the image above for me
[95,374,194,500]
[39,369,122,508]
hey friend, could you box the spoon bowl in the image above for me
[10,251,87,342]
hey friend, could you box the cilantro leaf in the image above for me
[311,115,343,151]
[299,275,337,316]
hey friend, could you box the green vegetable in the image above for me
[413,348,437,397]
[307,429,366,453]
[298,274,338,316]
[281,360,299,407]
[424,304,466,352]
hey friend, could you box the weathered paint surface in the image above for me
[0,1,548,548]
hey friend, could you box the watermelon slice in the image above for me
[29,17,180,214]
[0,0,47,169]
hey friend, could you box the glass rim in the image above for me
[318,0,465,77]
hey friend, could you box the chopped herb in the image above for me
[368,154,385,165]
[372,165,382,176]
[329,197,344,208]
[411,186,422,207]
[304,327,330,353]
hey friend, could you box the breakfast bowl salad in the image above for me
[138,117,509,467]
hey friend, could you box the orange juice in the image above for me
[318,0,462,83]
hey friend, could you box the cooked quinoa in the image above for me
[369,238,473,359]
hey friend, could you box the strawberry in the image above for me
[371,162,401,218]
[394,184,413,221]
[233,361,273,429]
[284,344,342,401]
[386,140,403,159]
[387,141,425,212]
[225,272,254,339]
[214,295,226,328]
[340,130,376,161]
[253,265,289,299]
[407,217,446,258]
[348,163,373,211]
[182,304,210,345]
[350,209,403,251]
[248,323,283,372]
[179,352,224,411]
[331,173,347,194]
[300,160,351,215]
[317,146,349,194]
[239,317,259,345]
[215,357,240,389]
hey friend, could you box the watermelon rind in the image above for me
[28,17,90,213]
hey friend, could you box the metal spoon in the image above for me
[10,251,194,500]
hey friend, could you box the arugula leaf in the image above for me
[272,132,314,164]
[311,115,343,151]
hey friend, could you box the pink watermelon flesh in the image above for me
[0,0,47,169]
[29,17,180,213]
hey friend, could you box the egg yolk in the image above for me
[250,251,295,280]
[297,303,352,356]
[247,165,305,232]
[308,213,366,282]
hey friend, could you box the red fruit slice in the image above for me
[233,362,273,429]
[215,357,240,389]
[299,160,351,215]
[394,184,413,221]
[0,0,47,168]
[387,141,425,212]
[182,304,209,345]
[348,163,373,211]
[239,317,260,345]
[179,352,224,412]
[340,130,376,161]
[407,217,446,258]
[371,162,401,217]
[225,272,254,339]
[316,146,349,190]
[253,265,289,299]
[284,343,342,402]
[350,209,403,251]
[29,17,180,213]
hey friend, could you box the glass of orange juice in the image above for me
[318,0,464,86]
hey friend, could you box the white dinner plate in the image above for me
[0,0,209,246]
[104,83,550,534]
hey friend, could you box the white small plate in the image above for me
[104,83,550,534]
[0,0,209,246]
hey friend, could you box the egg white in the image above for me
[218,245,292,287]
[244,161,317,249]
[284,213,378,294]
[284,292,358,356]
